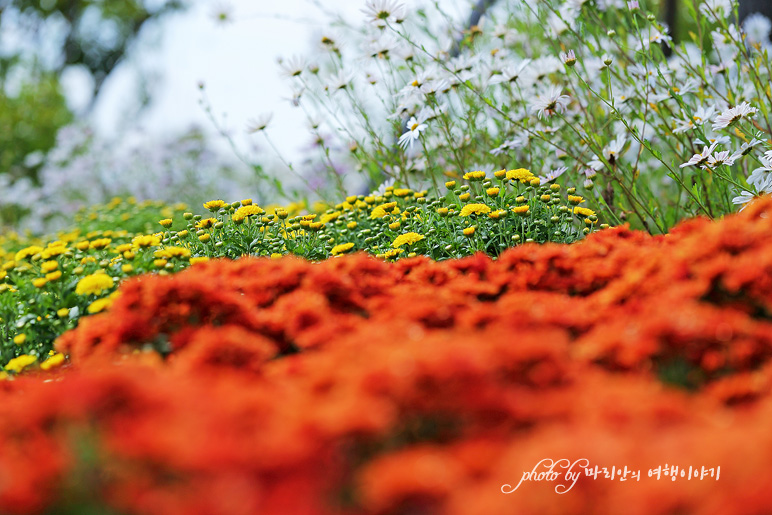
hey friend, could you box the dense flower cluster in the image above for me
[0,198,766,513]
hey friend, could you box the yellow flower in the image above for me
[176,230,189,238]
[463,170,486,181]
[198,234,211,243]
[462,226,475,236]
[320,211,341,224]
[32,278,48,288]
[75,240,90,251]
[460,203,491,216]
[89,238,111,249]
[5,355,37,373]
[132,235,161,248]
[14,246,44,262]
[437,207,449,216]
[347,221,357,229]
[445,181,457,189]
[159,218,173,228]
[488,209,506,219]
[87,297,113,314]
[540,194,551,202]
[13,334,26,345]
[232,205,265,222]
[529,178,541,187]
[370,202,398,219]
[57,308,70,318]
[389,221,401,230]
[40,353,65,371]
[270,253,282,259]
[75,273,115,296]
[122,264,134,273]
[393,188,411,197]
[506,168,534,182]
[203,199,228,211]
[196,218,218,229]
[511,205,530,215]
[190,257,209,265]
[573,206,596,217]
[331,242,355,255]
[154,259,168,268]
[41,245,66,259]
[568,195,585,205]
[494,169,507,179]
[46,271,62,282]
[458,193,471,201]
[486,187,500,197]
[379,248,404,259]
[41,261,59,273]
[155,247,191,260]
[241,199,253,206]
[392,232,425,248]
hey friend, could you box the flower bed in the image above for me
[1,199,771,514]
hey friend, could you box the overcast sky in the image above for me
[84,0,364,159]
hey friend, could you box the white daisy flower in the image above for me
[245,113,273,133]
[539,166,568,185]
[748,150,772,185]
[712,101,758,130]
[324,70,354,92]
[706,150,738,168]
[560,49,577,67]
[700,0,732,19]
[743,13,772,46]
[279,55,306,78]
[603,134,628,164]
[487,59,532,86]
[680,142,719,168]
[733,175,772,211]
[398,117,428,150]
[529,85,570,119]
[361,0,406,26]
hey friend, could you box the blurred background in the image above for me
[0,0,364,232]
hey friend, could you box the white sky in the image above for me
[86,0,365,159]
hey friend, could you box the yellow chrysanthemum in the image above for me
[370,202,398,219]
[463,170,486,181]
[41,261,59,273]
[506,168,534,181]
[13,334,26,345]
[75,273,115,296]
[203,199,228,211]
[320,211,341,224]
[14,246,43,262]
[458,193,471,201]
[154,247,191,260]
[196,218,218,229]
[392,232,425,248]
[32,278,48,288]
[159,218,173,228]
[331,242,355,256]
[5,354,37,373]
[494,169,507,179]
[40,353,66,371]
[568,195,585,204]
[393,188,412,197]
[89,238,111,249]
[87,297,114,314]
[46,271,62,282]
[232,205,265,222]
[57,308,70,318]
[190,257,209,265]
[41,245,67,259]
[486,187,500,197]
[573,206,596,217]
[459,203,492,217]
[463,226,476,236]
[511,205,530,215]
[132,235,161,248]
